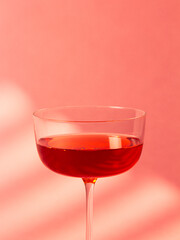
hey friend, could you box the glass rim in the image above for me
[33,105,146,123]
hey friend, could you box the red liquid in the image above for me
[37,133,143,178]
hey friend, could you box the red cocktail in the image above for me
[33,106,146,240]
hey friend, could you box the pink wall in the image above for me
[0,1,180,240]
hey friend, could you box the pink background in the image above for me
[0,0,180,239]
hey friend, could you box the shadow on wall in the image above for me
[0,81,180,240]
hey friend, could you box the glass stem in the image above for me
[83,178,97,240]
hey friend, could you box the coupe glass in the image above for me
[33,106,146,240]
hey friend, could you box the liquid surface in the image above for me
[37,133,143,178]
